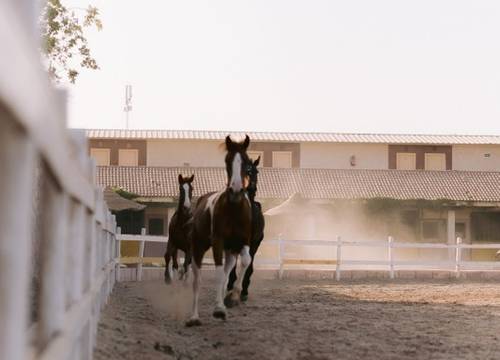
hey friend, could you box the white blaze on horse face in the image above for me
[230,153,243,192]
[182,183,191,209]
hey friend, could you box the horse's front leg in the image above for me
[164,243,174,284]
[180,249,192,282]
[226,245,251,306]
[241,236,263,301]
[241,257,254,302]
[172,247,179,276]
[226,258,238,292]
[186,245,204,327]
[212,240,236,320]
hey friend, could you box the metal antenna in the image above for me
[124,84,132,129]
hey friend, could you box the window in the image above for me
[396,152,416,170]
[118,149,139,166]
[90,148,110,166]
[425,153,446,171]
[272,151,292,168]
[247,151,264,166]
[471,212,500,242]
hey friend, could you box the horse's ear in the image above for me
[178,174,183,184]
[254,156,260,167]
[188,174,195,183]
[243,134,250,149]
[225,135,233,150]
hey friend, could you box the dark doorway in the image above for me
[148,218,165,235]
[115,210,144,235]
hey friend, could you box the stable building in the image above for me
[86,129,500,261]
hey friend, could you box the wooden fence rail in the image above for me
[0,2,117,359]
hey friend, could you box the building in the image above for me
[86,129,500,260]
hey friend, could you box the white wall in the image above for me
[147,140,225,167]
[453,145,500,171]
[300,143,388,169]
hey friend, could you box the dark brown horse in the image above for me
[186,135,252,326]
[226,156,265,304]
[164,174,194,284]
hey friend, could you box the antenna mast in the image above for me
[124,84,132,129]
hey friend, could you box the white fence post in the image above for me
[116,227,122,282]
[38,176,69,349]
[137,228,146,281]
[335,236,342,281]
[388,236,395,280]
[0,123,35,360]
[455,236,462,279]
[66,201,86,309]
[278,234,284,280]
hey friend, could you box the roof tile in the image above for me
[96,167,500,202]
[85,129,500,145]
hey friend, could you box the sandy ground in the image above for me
[94,276,500,360]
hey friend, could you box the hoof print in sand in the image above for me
[185,318,202,327]
[212,310,226,320]
[154,342,175,355]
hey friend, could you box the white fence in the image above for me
[116,233,500,281]
[116,228,168,281]
[270,236,500,280]
[0,2,118,359]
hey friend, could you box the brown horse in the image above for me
[164,174,194,284]
[186,135,252,326]
[226,156,265,303]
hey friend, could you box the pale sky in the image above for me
[68,0,500,134]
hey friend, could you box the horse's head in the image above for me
[245,156,260,201]
[224,135,251,203]
[178,174,194,210]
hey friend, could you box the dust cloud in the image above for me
[259,197,436,264]
[141,280,192,321]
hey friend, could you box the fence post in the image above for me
[137,228,146,281]
[116,227,122,282]
[455,236,462,279]
[0,124,35,360]
[335,236,342,281]
[278,234,284,280]
[66,201,85,308]
[38,176,68,349]
[388,236,394,280]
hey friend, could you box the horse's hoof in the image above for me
[178,269,185,280]
[185,318,202,327]
[240,294,248,302]
[164,277,172,285]
[213,309,226,320]
[224,293,239,308]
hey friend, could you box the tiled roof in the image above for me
[96,166,500,202]
[85,129,500,145]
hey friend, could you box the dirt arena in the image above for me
[94,276,500,360]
